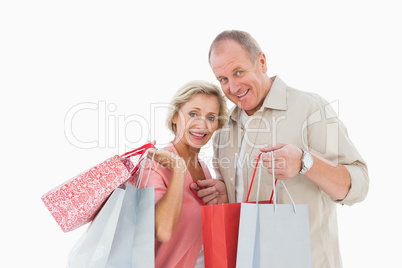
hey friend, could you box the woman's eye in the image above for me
[208,116,216,122]
[189,112,197,118]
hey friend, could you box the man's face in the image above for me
[210,40,269,116]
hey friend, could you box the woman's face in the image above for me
[173,93,220,149]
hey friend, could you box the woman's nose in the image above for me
[194,116,208,128]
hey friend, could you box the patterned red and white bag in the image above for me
[41,143,154,232]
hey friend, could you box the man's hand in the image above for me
[260,142,352,200]
[189,179,228,205]
[259,143,303,180]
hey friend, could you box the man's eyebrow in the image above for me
[216,67,243,79]
[232,66,243,72]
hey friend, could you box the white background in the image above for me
[1,0,401,267]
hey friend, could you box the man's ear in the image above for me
[259,52,267,73]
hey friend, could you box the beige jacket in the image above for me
[212,76,369,268]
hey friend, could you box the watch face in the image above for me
[304,153,313,168]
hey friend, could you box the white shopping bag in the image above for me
[236,152,312,268]
[67,151,156,268]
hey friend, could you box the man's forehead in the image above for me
[210,41,251,72]
[211,39,244,55]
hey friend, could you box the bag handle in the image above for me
[120,143,155,158]
[135,148,157,188]
[251,151,296,213]
[256,152,297,213]
[120,143,156,175]
[189,185,206,206]
[191,151,278,206]
[245,153,276,203]
[190,151,277,206]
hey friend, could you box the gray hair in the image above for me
[208,30,262,64]
[166,80,229,134]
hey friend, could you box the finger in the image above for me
[260,150,286,168]
[254,151,275,161]
[189,182,200,191]
[201,191,219,204]
[258,153,273,168]
[196,186,217,198]
[205,196,218,205]
[262,152,272,161]
[264,160,283,170]
[147,148,157,158]
[195,179,217,188]
[260,143,286,153]
[146,140,157,146]
[267,168,288,179]
[147,150,174,168]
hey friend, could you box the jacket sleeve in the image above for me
[306,95,369,206]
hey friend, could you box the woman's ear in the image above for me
[172,114,178,125]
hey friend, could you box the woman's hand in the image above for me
[147,148,186,172]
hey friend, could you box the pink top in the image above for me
[137,143,211,268]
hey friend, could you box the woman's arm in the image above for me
[147,149,187,242]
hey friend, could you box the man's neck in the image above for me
[245,75,274,116]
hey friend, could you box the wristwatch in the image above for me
[299,149,313,175]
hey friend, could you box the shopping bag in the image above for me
[236,152,312,268]
[67,152,156,268]
[66,186,126,267]
[106,168,155,267]
[201,202,241,268]
[42,143,154,232]
[198,158,275,268]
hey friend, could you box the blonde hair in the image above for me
[208,30,262,64]
[166,80,228,134]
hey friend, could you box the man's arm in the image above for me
[260,143,351,200]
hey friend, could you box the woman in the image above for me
[139,80,228,267]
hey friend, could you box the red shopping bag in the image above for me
[201,202,241,268]
[41,143,154,232]
[196,154,276,268]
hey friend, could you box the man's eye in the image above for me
[220,77,228,83]
[189,112,197,117]
[236,71,243,76]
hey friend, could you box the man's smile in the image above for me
[236,89,249,98]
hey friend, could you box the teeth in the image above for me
[190,131,206,137]
[237,89,249,98]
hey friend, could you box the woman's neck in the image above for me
[172,140,200,166]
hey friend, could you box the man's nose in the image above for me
[229,79,241,94]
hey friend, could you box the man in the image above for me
[191,30,369,267]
